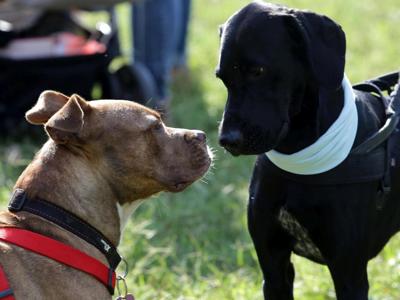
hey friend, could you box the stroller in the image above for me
[0,0,157,136]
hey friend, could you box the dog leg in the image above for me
[248,157,295,299]
[248,204,295,300]
[328,260,369,300]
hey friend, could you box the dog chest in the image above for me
[277,207,325,264]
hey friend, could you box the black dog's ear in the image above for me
[219,24,225,38]
[288,10,346,90]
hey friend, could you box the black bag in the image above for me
[0,53,111,135]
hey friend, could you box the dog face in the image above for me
[217,1,345,155]
[25,91,212,201]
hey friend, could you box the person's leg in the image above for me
[132,0,179,109]
[174,0,191,69]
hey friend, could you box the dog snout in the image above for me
[219,129,243,149]
[184,130,207,143]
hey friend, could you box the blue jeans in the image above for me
[174,0,191,68]
[132,0,191,102]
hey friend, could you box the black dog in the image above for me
[217,2,400,299]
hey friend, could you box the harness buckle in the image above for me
[116,275,135,300]
[8,189,27,212]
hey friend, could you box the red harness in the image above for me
[0,227,116,298]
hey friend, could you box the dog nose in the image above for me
[219,130,243,148]
[184,130,206,143]
[194,131,207,142]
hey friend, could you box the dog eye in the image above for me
[152,122,163,131]
[248,66,265,79]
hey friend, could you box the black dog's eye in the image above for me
[248,66,265,79]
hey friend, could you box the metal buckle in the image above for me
[116,275,128,299]
[116,257,134,299]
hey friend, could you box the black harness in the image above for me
[266,71,400,201]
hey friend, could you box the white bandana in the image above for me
[266,75,358,175]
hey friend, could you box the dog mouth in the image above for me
[165,146,212,193]
[167,181,192,192]
[223,145,241,156]
[220,121,289,155]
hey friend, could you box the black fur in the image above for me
[216,2,400,299]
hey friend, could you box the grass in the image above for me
[1,0,400,299]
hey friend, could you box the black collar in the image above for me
[8,189,121,272]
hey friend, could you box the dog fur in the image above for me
[217,2,399,299]
[0,91,211,299]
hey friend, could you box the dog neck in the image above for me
[275,82,345,154]
[267,76,358,175]
[14,140,123,247]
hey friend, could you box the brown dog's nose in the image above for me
[184,130,206,143]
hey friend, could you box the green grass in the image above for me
[1,0,400,299]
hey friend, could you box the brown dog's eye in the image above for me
[153,122,163,131]
[248,66,265,79]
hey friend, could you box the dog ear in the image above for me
[25,91,69,125]
[45,94,90,144]
[219,24,225,38]
[288,10,346,90]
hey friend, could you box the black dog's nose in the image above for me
[219,130,243,148]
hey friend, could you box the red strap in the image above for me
[0,228,116,294]
[0,266,14,300]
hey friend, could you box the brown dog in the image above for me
[0,91,212,299]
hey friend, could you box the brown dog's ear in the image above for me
[26,91,69,125]
[45,94,90,144]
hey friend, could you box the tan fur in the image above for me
[25,91,69,125]
[0,91,211,299]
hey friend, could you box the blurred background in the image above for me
[1,0,400,299]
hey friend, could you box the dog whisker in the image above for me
[199,178,209,185]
